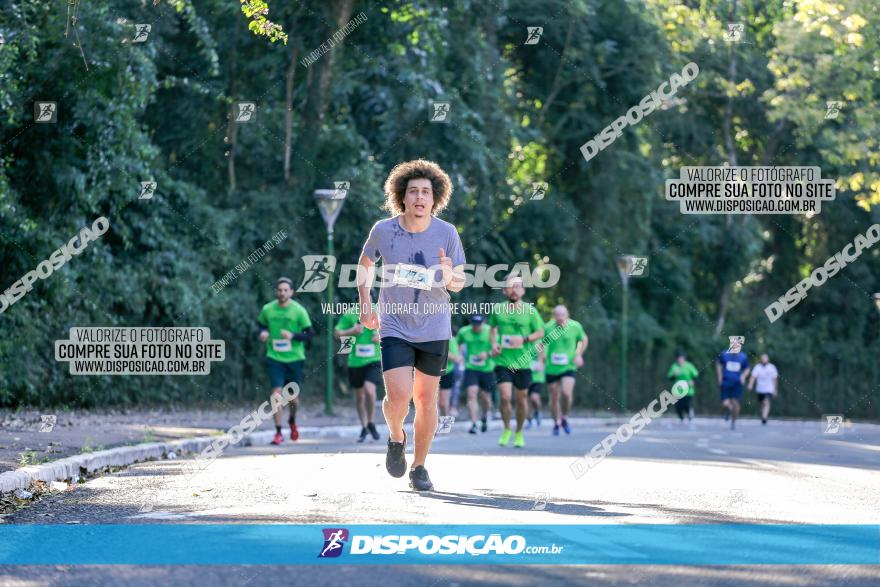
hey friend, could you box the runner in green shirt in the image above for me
[488,275,544,448]
[456,315,497,434]
[335,306,382,442]
[542,305,588,436]
[257,277,314,446]
[667,351,698,423]
[438,335,462,418]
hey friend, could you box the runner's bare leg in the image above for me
[498,381,513,430]
[549,382,561,424]
[364,381,377,423]
[515,388,528,432]
[466,385,479,422]
[561,377,575,418]
[412,369,440,467]
[356,388,367,427]
[438,388,450,417]
[271,388,284,427]
[382,367,413,443]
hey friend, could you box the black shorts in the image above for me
[494,366,532,390]
[463,369,496,392]
[266,357,303,389]
[528,382,546,397]
[348,362,382,388]
[756,392,774,402]
[546,370,576,384]
[439,371,456,389]
[380,336,448,377]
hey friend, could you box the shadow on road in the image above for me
[412,490,622,518]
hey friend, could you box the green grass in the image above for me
[18,450,41,466]
[80,436,104,454]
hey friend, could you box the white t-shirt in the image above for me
[751,363,778,394]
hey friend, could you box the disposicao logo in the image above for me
[316,530,564,558]
[318,528,349,558]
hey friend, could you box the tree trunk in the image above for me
[713,0,739,337]
[227,27,239,196]
[293,0,355,188]
[283,42,300,184]
[539,19,575,129]
[227,103,238,195]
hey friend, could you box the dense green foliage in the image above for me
[1,0,877,418]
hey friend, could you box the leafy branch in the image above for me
[155,0,288,44]
[239,0,288,44]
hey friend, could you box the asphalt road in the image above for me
[3,416,879,585]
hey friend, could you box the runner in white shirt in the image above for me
[748,354,778,425]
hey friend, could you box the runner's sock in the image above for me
[276,425,282,434]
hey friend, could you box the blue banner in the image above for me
[0,524,877,565]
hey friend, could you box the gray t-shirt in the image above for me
[361,215,466,343]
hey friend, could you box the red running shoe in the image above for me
[290,423,299,441]
[271,432,283,445]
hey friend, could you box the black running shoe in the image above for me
[469,423,478,434]
[481,418,488,433]
[357,427,368,443]
[385,431,407,478]
[367,422,380,440]
[409,465,434,491]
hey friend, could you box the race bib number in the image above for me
[725,361,741,373]
[551,352,569,366]
[469,355,486,367]
[355,344,376,358]
[273,339,292,352]
[392,263,433,291]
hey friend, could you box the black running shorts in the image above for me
[463,369,496,392]
[266,358,303,389]
[546,370,576,384]
[380,336,449,377]
[494,366,532,390]
[348,362,382,388]
[439,371,456,389]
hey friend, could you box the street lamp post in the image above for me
[313,187,348,416]
[615,256,632,412]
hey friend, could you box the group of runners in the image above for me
[438,301,589,444]
[664,340,780,430]
[253,159,781,492]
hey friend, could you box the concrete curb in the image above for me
[0,424,368,494]
[0,436,222,493]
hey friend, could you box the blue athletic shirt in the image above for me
[718,351,749,384]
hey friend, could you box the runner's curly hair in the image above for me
[383,159,453,216]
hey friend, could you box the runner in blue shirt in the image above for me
[716,338,750,430]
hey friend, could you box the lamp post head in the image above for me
[313,187,348,234]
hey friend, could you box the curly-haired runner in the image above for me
[357,159,466,491]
